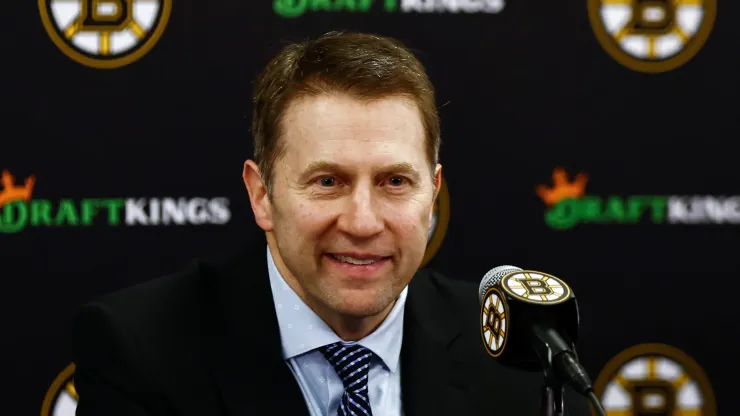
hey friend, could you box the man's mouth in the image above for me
[329,254,384,265]
[324,253,391,278]
[326,252,392,264]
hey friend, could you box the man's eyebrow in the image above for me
[298,161,422,181]
[299,161,342,180]
[379,163,421,180]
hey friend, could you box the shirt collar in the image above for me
[267,245,407,373]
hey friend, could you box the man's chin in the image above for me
[331,292,396,319]
[336,304,391,319]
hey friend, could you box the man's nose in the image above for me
[336,186,384,237]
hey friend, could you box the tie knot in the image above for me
[319,342,375,391]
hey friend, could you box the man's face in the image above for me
[265,93,441,319]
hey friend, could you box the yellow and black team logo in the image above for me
[587,0,717,73]
[422,174,450,267]
[39,0,172,69]
[41,363,78,416]
[480,287,509,357]
[593,343,716,416]
[501,271,571,304]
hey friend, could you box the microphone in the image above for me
[478,265,605,414]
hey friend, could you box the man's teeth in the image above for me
[331,254,379,265]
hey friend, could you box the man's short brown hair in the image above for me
[251,31,441,194]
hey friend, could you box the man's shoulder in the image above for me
[73,265,193,363]
[70,253,257,413]
[421,267,478,291]
[74,253,248,344]
[90,260,207,321]
[414,267,481,315]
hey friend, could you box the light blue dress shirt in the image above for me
[266,246,407,416]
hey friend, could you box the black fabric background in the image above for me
[2,0,736,414]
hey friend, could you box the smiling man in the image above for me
[71,31,591,416]
[247,91,437,341]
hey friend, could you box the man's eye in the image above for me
[388,176,406,186]
[319,176,337,187]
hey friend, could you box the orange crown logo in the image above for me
[0,170,35,208]
[536,168,588,206]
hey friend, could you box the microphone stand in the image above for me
[539,361,565,416]
[531,325,570,416]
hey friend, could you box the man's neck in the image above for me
[266,232,395,341]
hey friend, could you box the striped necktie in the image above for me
[319,342,375,416]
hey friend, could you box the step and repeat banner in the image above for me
[3,0,737,415]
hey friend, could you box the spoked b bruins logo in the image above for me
[588,0,717,73]
[39,0,173,69]
[480,287,509,357]
[501,271,571,304]
[593,343,716,415]
[422,174,450,267]
[41,363,78,415]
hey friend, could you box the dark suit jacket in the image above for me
[72,238,592,415]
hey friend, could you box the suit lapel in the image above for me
[201,238,309,415]
[400,270,474,416]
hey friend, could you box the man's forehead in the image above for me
[276,94,429,172]
[281,93,425,135]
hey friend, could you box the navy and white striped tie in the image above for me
[319,342,375,416]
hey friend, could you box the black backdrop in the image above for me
[3,0,737,414]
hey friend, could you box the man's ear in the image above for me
[430,163,443,224]
[243,160,274,232]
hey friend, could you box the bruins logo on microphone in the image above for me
[480,287,509,357]
[41,363,78,415]
[422,174,450,267]
[39,0,173,69]
[501,270,571,305]
[593,343,716,416]
[587,0,716,73]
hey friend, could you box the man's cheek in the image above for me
[395,214,429,241]
[296,207,335,229]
